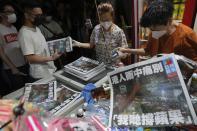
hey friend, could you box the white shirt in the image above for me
[18,26,56,79]
[0,24,26,69]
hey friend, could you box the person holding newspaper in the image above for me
[119,0,197,62]
[18,1,61,81]
[72,3,128,66]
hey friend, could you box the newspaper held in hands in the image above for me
[47,36,73,55]
[24,81,57,104]
[108,54,197,128]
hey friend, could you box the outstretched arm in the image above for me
[119,48,146,56]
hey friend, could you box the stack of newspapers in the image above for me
[24,81,81,116]
[64,57,106,81]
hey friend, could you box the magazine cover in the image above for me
[65,57,105,75]
[24,81,57,103]
[108,54,197,128]
[38,84,80,115]
[48,36,73,55]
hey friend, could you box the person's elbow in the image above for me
[25,55,38,64]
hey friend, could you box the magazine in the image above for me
[24,81,57,103]
[47,36,73,55]
[108,54,197,127]
[38,84,80,116]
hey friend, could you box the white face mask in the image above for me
[100,21,112,30]
[152,30,167,39]
[7,13,17,23]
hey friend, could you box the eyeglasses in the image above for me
[29,13,43,18]
[3,10,16,15]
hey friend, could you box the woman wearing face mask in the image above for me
[119,0,197,62]
[73,3,128,66]
[0,2,29,92]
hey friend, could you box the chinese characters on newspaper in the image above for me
[108,54,197,127]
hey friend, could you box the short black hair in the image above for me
[56,0,65,7]
[22,0,41,13]
[0,0,14,13]
[140,0,174,27]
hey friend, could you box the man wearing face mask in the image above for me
[0,1,29,91]
[119,0,197,61]
[38,3,64,41]
[18,1,61,80]
[73,3,128,66]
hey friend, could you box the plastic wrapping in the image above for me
[84,100,110,127]
[14,114,49,131]
[81,83,96,104]
[156,54,197,84]
[47,117,106,131]
[0,99,47,131]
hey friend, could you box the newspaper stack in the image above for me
[47,36,73,55]
[24,81,81,116]
[64,57,106,81]
[24,81,57,104]
[38,84,81,116]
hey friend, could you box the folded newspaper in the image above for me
[37,84,81,116]
[47,36,73,55]
[108,53,197,128]
[64,57,106,81]
[24,81,57,104]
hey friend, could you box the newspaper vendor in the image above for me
[72,3,128,66]
[119,0,197,62]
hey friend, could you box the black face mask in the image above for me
[33,15,45,26]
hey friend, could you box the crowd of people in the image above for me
[1,0,197,98]
[0,0,128,96]
[0,0,71,96]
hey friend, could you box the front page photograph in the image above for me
[108,54,197,128]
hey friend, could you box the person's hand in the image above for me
[72,40,81,47]
[112,48,127,59]
[51,50,62,60]
[118,51,127,59]
[11,68,27,76]
[118,47,128,53]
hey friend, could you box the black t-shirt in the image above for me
[0,58,2,69]
[0,58,3,74]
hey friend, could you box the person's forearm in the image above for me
[0,51,17,70]
[132,48,146,55]
[77,43,92,49]
[26,55,53,64]
[123,48,146,55]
